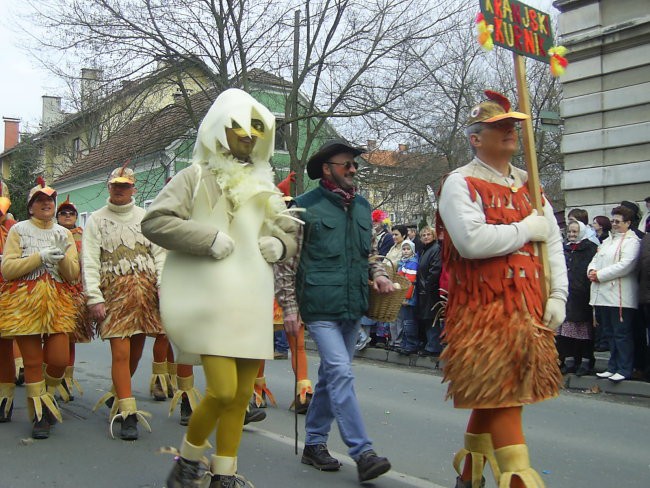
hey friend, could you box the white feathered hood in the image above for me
[193,88,276,165]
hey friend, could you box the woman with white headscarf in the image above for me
[556,219,598,376]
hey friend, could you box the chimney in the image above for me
[398,143,408,152]
[367,139,377,151]
[81,68,103,108]
[3,117,20,151]
[41,96,64,129]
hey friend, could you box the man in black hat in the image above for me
[279,139,394,483]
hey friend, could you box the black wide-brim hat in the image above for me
[306,139,364,180]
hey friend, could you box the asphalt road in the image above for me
[1,339,649,488]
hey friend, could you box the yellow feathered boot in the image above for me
[494,444,545,487]
[453,433,501,488]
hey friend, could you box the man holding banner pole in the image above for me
[437,90,567,488]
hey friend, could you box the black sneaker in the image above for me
[0,399,12,423]
[32,414,50,439]
[152,378,167,401]
[166,457,205,488]
[301,444,341,471]
[294,393,312,415]
[15,367,24,386]
[455,476,485,488]
[119,414,139,440]
[209,474,250,487]
[243,405,266,425]
[180,394,192,426]
[356,449,391,482]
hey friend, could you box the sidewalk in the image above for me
[305,338,650,399]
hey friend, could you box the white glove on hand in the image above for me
[52,233,71,254]
[258,236,284,263]
[40,247,65,265]
[542,297,566,331]
[521,209,549,242]
[210,232,234,260]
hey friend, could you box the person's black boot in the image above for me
[301,444,341,471]
[180,393,192,426]
[120,414,139,440]
[0,401,12,423]
[166,457,204,488]
[356,449,391,482]
[32,414,50,439]
[243,403,266,425]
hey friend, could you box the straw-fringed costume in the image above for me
[68,226,93,343]
[0,214,17,422]
[438,159,565,409]
[0,219,78,337]
[82,200,164,339]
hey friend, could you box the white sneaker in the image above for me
[608,373,626,382]
[596,371,614,378]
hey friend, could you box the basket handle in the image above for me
[371,255,397,278]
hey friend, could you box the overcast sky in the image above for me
[0,0,557,152]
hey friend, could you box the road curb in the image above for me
[305,338,650,399]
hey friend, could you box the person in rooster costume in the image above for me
[0,180,18,423]
[0,178,80,439]
[436,90,567,488]
[83,164,166,441]
[55,195,92,401]
[252,171,314,416]
[141,88,299,488]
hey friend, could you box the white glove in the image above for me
[210,232,235,260]
[258,236,284,263]
[542,297,566,331]
[521,209,549,242]
[52,233,71,254]
[40,247,65,265]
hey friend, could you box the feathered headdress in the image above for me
[371,209,388,224]
[27,176,57,206]
[57,194,77,214]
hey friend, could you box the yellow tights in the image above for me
[186,356,259,457]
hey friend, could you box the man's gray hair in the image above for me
[465,122,486,155]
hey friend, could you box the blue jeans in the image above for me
[305,319,373,459]
[597,306,635,378]
[399,306,418,352]
[425,319,443,354]
[274,330,289,353]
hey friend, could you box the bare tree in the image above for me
[15,0,471,193]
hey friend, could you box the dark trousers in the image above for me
[632,308,648,372]
[597,306,635,378]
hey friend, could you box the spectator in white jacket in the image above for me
[588,205,641,382]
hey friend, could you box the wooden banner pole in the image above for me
[513,52,550,301]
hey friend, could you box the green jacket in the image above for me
[295,185,373,322]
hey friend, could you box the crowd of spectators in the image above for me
[358,196,650,384]
[559,198,650,383]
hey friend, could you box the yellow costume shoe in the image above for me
[495,444,545,488]
[169,374,202,426]
[453,432,501,488]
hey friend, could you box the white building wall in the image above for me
[554,0,650,221]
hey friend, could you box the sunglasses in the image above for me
[610,219,627,224]
[59,210,77,217]
[326,160,359,170]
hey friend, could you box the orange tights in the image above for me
[461,406,526,488]
[258,326,308,380]
[16,334,69,384]
[0,338,14,383]
[110,334,146,399]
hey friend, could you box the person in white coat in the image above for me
[589,205,641,382]
[142,88,298,488]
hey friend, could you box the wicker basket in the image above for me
[366,257,411,322]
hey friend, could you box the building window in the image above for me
[78,212,89,227]
[143,199,154,210]
[73,138,82,157]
